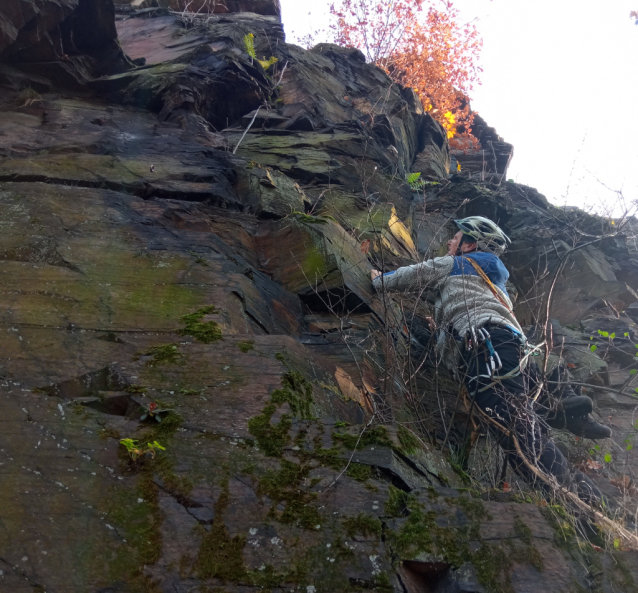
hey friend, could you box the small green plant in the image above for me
[244,33,257,59]
[406,172,426,191]
[140,401,174,423]
[258,56,279,70]
[243,32,279,70]
[120,438,166,461]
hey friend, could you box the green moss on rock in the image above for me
[346,462,372,482]
[180,306,223,343]
[271,371,314,419]
[513,516,543,571]
[541,504,577,549]
[256,459,322,529]
[343,513,382,539]
[126,384,149,395]
[333,425,392,451]
[135,343,184,366]
[106,470,165,591]
[383,492,551,593]
[248,371,316,456]
[247,402,292,457]
[237,340,255,353]
[385,485,411,518]
[313,446,345,470]
[397,426,421,455]
[195,478,247,582]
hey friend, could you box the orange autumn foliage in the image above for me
[330,0,482,140]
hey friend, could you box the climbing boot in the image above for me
[565,415,612,440]
[537,363,593,419]
[556,395,593,417]
[541,396,593,428]
[546,367,586,405]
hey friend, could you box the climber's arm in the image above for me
[371,256,454,292]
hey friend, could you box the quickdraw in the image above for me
[464,326,502,380]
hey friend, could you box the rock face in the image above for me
[114,0,281,17]
[0,0,129,75]
[1,4,638,593]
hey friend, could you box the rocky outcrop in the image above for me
[114,0,282,18]
[0,0,77,58]
[0,0,132,88]
[458,113,514,180]
[1,3,638,592]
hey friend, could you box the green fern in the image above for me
[243,33,278,70]
[406,172,425,191]
[243,33,256,59]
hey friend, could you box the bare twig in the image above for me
[232,104,266,154]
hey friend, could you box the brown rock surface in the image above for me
[0,2,638,592]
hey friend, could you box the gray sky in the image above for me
[280,0,638,214]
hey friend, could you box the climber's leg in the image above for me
[462,333,604,507]
[485,395,603,505]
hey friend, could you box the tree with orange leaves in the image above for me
[330,0,482,140]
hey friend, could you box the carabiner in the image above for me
[493,349,503,372]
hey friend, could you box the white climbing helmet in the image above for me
[454,216,511,255]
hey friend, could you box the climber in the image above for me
[371,215,612,505]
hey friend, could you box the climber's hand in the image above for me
[371,269,381,281]
[425,316,436,332]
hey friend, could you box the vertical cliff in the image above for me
[1,1,638,592]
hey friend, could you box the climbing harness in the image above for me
[466,336,544,396]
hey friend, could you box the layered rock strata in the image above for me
[0,2,637,592]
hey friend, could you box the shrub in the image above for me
[330,0,482,140]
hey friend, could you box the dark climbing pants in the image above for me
[460,325,600,503]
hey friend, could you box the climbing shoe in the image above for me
[546,412,611,439]
[565,415,612,440]
[546,364,590,410]
[541,396,593,427]
[556,395,593,417]
[536,364,594,420]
